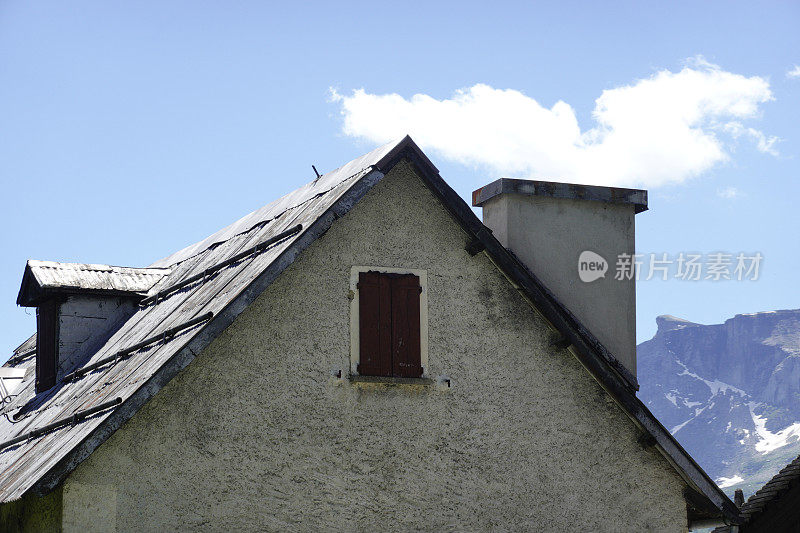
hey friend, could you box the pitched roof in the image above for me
[9,334,35,363]
[0,137,738,523]
[0,141,396,502]
[713,454,800,532]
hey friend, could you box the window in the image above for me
[36,300,58,392]
[352,269,426,378]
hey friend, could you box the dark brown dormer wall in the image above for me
[34,300,58,392]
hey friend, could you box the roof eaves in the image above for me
[15,263,37,307]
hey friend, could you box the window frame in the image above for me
[349,266,429,378]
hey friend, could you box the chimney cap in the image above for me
[472,178,648,214]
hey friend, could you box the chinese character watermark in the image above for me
[579,251,762,282]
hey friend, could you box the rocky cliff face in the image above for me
[638,309,800,496]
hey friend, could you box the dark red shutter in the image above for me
[358,271,392,376]
[36,300,58,392]
[390,274,422,378]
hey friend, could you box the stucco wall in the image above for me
[0,486,62,533]
[60,160,688,532]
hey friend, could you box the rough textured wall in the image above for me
[62,161,689,532]
[0,486,62,532]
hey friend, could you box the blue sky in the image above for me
[1,1,798,360]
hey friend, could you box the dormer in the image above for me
[16,260,170,392]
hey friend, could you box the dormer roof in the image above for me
[17,260,170,306]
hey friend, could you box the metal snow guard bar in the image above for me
[63,312,214,383]
[139,224,303,308]
[0,397,122,452]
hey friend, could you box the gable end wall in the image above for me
[55,160,689,532]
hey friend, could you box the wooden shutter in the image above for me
[357,271,392,376]
[390,274,422,377]
[358,271,422,378]
[36,300,58,392]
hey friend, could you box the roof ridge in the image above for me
[148,138,407,268]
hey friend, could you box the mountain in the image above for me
[638,309,800,497]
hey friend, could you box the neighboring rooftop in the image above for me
[472,177,648,213]
[16,260,171,306]
[713,454,800,532]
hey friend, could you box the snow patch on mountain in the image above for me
[671,418,692,434]
[750,403,800,454]
[716,475,744,488]
[675,360,749,397]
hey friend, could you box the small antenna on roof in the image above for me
[312,165,322,180]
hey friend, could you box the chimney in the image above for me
[473,179,647,379]
[17,261,170,392]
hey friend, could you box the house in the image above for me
[0,137,739,531]
[713,454,800,532]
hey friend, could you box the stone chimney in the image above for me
[472,179,647,379]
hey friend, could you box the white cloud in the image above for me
[331,58,775,188]
[717,186,742,199]
[787,65,800,79]
[723,122,779,155]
